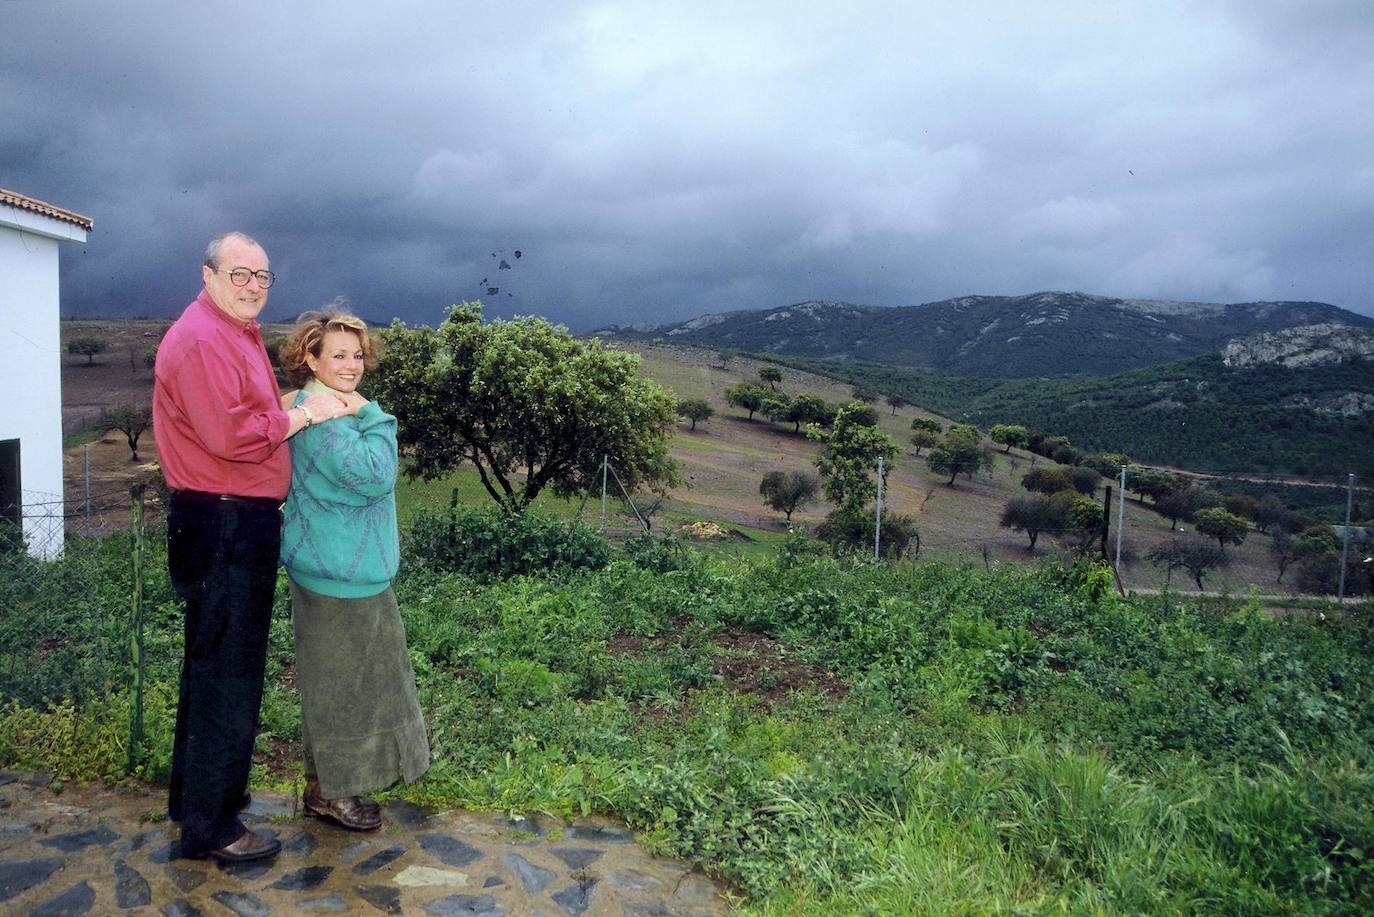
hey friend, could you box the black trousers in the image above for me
[165,492,281,856]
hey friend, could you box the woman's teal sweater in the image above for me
[281,387,399,598]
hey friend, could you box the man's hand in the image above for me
[339,391,370,416]
[299,392,350,423]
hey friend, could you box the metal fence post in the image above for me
[874,456,884,561]
[1338,473,1354,602]
[128,483,146,773]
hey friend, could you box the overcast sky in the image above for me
[4,0,1373,329]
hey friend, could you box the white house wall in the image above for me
[0,226,66,557]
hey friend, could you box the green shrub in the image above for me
[404,496,611,580]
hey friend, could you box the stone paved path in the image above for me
[0,772,730,915]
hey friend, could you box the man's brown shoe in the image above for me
[304,782,382,832]
[189,828,281,863]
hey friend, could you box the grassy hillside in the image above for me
[543,342,1326,598]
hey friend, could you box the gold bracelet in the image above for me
[298,405,314,429]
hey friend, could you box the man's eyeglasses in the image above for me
[215,267,276,289]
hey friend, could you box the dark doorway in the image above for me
[0,439,19,528]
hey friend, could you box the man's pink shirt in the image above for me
[153,290,291,499]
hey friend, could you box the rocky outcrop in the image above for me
[1222,323,1374,368]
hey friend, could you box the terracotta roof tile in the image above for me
[0,187,93,231]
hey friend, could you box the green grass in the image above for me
[5,529,1372,912]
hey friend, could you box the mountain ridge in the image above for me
[600,291,1374,378]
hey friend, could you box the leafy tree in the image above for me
[715,349,735,370]
[370,303,680,514]
[762,393,793,426]
[910,417,943,435]
[676,398,713,431]
[1021,466,1075,495]
[101,403,153,462]
[909,428,939,456]
[989,423,1029,453]
[1269,527,1297,583]
[844,402,879,428]
[758,470,819,522]
[1148,539,1229,590]
[1000,493,1075,551]
[851,386,878,403]
[816,507,919,558]
[926,425,993,486]
[885,394,907,415]
[1154,486,1216,531]
[67,336,107,365]
[773,393,829,434]
[1252,494,1296,535]
[1071,496,1105,547]
[1081,452,1130,478]
[1126,466,1179,504]
[725,382,769,421]
[808,403,899,513]
[1067,466,1102,496]
[1052,443,1083,466]
[1194,507,1248,550]
[758,366,783,389]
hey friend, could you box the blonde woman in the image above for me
[277,310,429,830]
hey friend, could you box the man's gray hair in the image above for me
[203,232,263,268]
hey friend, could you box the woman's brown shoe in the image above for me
[304,781,382,831]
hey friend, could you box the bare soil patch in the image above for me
[608,620,848,709]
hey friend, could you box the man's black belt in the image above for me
[171,490,284,511]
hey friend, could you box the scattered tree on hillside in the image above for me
[910,417,943,435]
[676,398,713,431]
[715,349,735,370]
[885,394,907,415]
[926,425,993,486]
[758,366,782,389]
[1154,486,1216,531]
[1149,539,1229,590]
[989,423,1029,453]
[844,402,879,428]
[1070,496,1105,547]
[1000,493,1075,551]
[370,302,679,514]
[910,428,939,456]
[1126,466,1179,504]
[851,386,878,403]
[773,393,829,434]
[1067,466,1102,496]
[1253,495,1296,535]
[725,382,769,421]
[758,470,819,522]
[1269,528,1297,583]
[1194,507,1248,551]
[808,403,899,513]
[67,336,108,365]
[1021,466,1075,495]
[101,403,153,462]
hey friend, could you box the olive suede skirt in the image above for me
[289,579,430,799]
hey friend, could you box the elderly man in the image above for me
[154,232,351,862]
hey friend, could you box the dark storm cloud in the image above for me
[3,0,1372,330]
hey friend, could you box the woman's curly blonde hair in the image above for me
[278,307,380,388]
